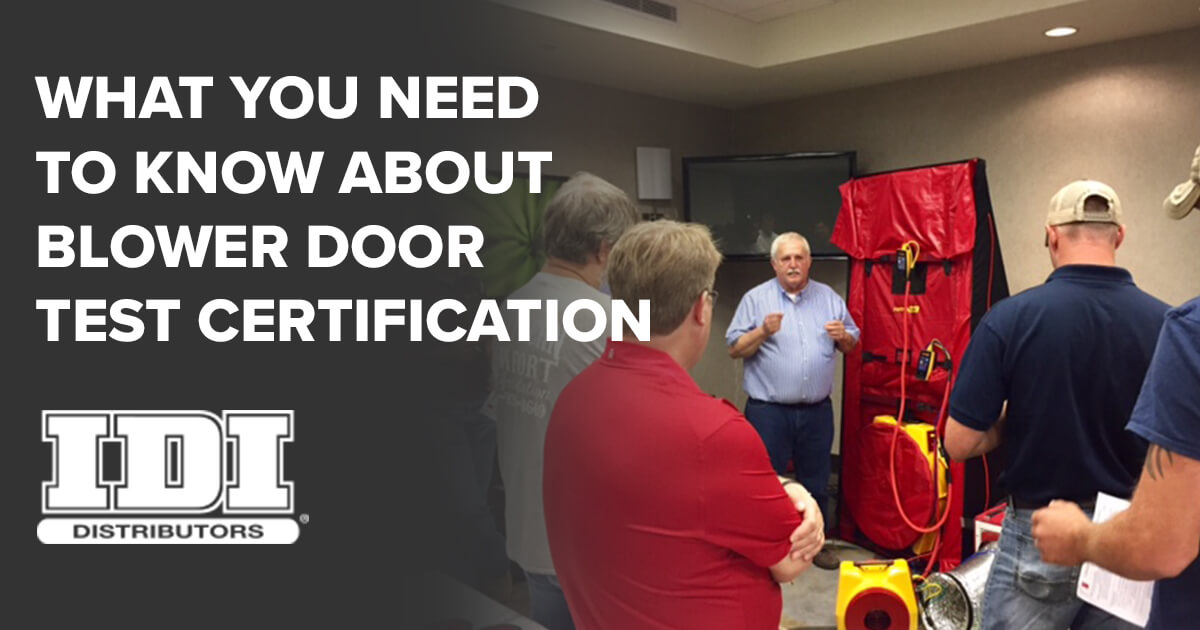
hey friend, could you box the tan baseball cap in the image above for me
[1164,144,1200,220]
[1047,180,1123,227]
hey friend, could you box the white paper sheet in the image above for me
[1076,492,1155,628]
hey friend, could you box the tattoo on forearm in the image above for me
[1144,444,1176,481]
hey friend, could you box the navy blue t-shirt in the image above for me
[1126,297,1200,630]
[950,265,1170,504]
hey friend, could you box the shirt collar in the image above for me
[1047,265,1133,285]
[601,340,702,392]
[775,278,809,299]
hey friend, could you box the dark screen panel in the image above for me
[684,152,855,258]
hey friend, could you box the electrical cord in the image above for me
[886,241,954,577]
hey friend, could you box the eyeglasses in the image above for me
[703,288,719,304]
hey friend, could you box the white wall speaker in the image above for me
[636,146,672,201]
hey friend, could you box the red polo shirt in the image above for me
[544,340,802,630]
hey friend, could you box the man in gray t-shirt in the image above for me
[487,172,637,630]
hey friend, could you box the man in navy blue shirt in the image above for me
[727,232,859,569]
[945,180,1170,630]
[1033,145,1200,630]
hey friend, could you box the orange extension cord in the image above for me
[884,214,1001,575]
[886,241,953,576]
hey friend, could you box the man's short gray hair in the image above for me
[770,232,811,260]
[542,172,639,264]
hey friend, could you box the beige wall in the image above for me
[489,75,731,219]
[731,27,1200,304]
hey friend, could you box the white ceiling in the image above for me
[466,0,1200,108]
[690,0,839,23]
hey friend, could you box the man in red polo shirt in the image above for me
[544,220,823,630]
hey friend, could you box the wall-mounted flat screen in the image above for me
[683,152,855,258]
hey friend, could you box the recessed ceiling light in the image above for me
[1045,26,1078,37]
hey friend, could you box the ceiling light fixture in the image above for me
[1044,26,1078,37]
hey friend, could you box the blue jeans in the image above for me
[524,571,575,630]
[981,506,1138,630]
[744,398,834,528]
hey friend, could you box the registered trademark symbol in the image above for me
[299,514,310,524]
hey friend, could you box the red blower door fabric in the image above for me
[848,422,937,550]
[832,159,1006,569]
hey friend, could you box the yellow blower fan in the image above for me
[880,416,949,556]
[836,559,918,630]
[848,416,949,554]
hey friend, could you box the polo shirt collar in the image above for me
[601,340,701,392]
[1047,265,1133,285]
